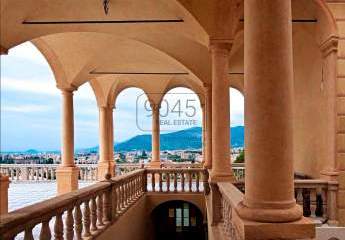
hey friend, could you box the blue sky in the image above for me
[0,42,244,152]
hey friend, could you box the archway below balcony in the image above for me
[150,200,206,240]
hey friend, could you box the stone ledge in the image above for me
[235,215,315,240]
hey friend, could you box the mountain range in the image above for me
[3,126,244,153]
[113,126,244,151]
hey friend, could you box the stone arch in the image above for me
[147,197,205,220]
[1,0,208,50]
[31,32,207,91]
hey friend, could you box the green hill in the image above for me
[114,126,244,151]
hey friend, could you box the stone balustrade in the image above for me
[0,169,146,240]
[146,168,205,193]
[233,179,339,225]
[294,179,338,225]
[0,168,205,240]
[0,163,244,181]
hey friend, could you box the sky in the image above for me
[0,42,244,152]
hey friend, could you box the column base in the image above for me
[56,166,79,195]
[148,161,161,168]
[337,171,345,226]
[320,169,339,181]
[97,161,115,180]
[209,171,234,182]
[234,214,315,240]
[236,201,303,223]
[203,162,212,169]
[0,175,10,214]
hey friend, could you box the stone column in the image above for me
[201,103,206,165]
[236,0,302,223]
[204,86,212,169]
[209,40,233,182]
[56,88,79,194]
[0,174,10,214]
[320,36,339,180]
[150,103,161,167]
[98,106,115,180]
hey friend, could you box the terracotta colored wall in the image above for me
[292,24,328,178]
[98,197,148,240]
[98,193,205,240]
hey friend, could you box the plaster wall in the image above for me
[98,193,205,240]
[292,24,328,178]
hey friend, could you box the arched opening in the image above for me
[160,87,202,163]
[229,88,244,164]
[151,200,206,240]
[1,42,99,210]
[114,87,150,166]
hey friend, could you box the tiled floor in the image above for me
[8,181,94,211]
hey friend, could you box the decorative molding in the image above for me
[56,84,78,92]
[22,19,184,25]
[320,35,339,57]
[0,46,8,55]
[89,70,189,75]
[209,39,233,54]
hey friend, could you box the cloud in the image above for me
[5,42,49,66]
[2,104,52,113]
[1,76,59,96]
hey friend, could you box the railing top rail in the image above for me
[145,167,204,173]
[0,181,110,232]
[0,169,146,234]
[217,182,244,207]
[110,169,145,181]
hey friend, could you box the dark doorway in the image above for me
[151,201,206,240]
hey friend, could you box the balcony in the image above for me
[0,166,343,240]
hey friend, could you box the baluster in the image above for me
[83,199,92,238]
[112,185,118,219]
[315,187,324,217]
[181,172,185,192]
[189,172,193,192]
[16,168,19,181]
[65,208,74,240]
[97,194,104,227]
[327,182,338,225]
[174,172,177,192]
[24,226,34,240]
[39,219,52,240]
[143,172,147,192]
[296,188,303,205]
[166,172,170,192]
[129,178,133,201]
[74,204,83,240]
[103,190,111,224]
[124,181,128,206]
[134,176,138,197]
[302,189,311,217]
[90,196,98,232]
[196,171,200,192]
[54,212,64,240]
[120,184,125,210]
[152,173,156,192]
[159,172,162,192]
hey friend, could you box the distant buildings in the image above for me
[0,147,244,165]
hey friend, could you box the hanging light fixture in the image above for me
[103,0,110,15]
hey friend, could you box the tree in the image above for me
[234,149,244,163]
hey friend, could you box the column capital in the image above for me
[320,35,339,57]
[98,104,115,111]
[0,46,8,55]
[209,39,233,55]
[57,84,78,94]
[150,103,161,111]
